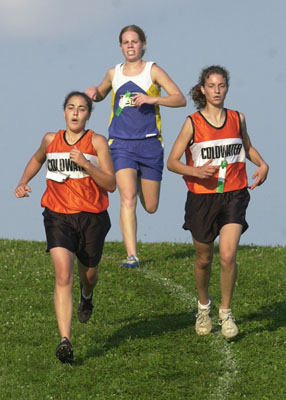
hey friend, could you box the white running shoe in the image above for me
[195,300,212,335]
[219,309,238,338]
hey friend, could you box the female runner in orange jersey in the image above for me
[167,66,269,338]
[15,91,116,363]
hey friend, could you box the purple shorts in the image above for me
[109,137,164,181]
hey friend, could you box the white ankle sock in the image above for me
[198,299,211,309]
[82,288,92,300]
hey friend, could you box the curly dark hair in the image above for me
[189,65,230,110]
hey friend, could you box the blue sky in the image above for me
[1,0,285,245]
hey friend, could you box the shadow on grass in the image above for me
[139,246,221,264]
[76,311,195,364]
[141,249,196,264]
[118,243,223,265]
[239,300,286,335]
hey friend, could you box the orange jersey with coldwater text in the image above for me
[184,109,248,194]
[41,129,109,213]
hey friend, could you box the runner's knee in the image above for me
[55,270,74,287]
[144,201,158,214]
[120,192,137,209]
[220,251,236,268]
[195,253,212,269]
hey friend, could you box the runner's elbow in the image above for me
[167,158,175,172]
[108,180,116,193]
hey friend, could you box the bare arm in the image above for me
[240,112,269,190]
[132,64,186,108]
[70,133,116,193]
[167,118,218,179]
[85,68,114,102]
[14,133,54,198]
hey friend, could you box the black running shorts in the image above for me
[183,188,250,243]
[43,208,111,267]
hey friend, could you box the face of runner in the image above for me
[64,96,90,133]
[201,73,228,107]
[120,30,146,62]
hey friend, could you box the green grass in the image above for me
[0,239,286,399]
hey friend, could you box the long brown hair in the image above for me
[189,65,230,110]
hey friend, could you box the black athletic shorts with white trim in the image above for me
[183,188,250,244]
[43,208,111,267]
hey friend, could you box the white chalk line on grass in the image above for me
[140,268,238,400]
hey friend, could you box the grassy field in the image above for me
[0,239,286,399]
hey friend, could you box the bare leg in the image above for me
[116,168,138,257]
[193,238,214,335]
[138,178,161,214]
[192,238,214,305]
[78,261,99,297]
[219,223,242,309]
[50,247,74,340]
